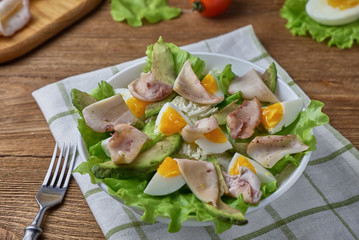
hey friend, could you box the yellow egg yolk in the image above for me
[328,0,359,10]
[157,157,181,177]
[229,156,256,175]
[126,97,150,118]
[203,127,228,143]
[159,107,188,135]
[201,74,218,95]
[261,103,283,130]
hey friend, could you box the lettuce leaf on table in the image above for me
[110,0,181,27]
[280,0,359,49]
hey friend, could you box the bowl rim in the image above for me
[77,52,312,226]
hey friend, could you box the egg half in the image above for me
[195,127,232,154]
[144,156,186,196]
[306,0,359,26]
[261,98,303,134]
[155,102,191,136]
[228,153,275,184]
[201,72,224,98]
[114,88,151,118]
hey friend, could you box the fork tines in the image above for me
[42,143,77,189]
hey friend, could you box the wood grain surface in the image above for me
[1,1,358,239]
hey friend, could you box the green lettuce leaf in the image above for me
[216,91,242,111]
[218,64,236,96]
[110,0,181,27]
[90,81,115,101]
[260,180,278,198]
[280,0,359,49]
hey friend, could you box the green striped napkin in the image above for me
[32,25,359,240]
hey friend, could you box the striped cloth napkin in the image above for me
[32,25,359,240]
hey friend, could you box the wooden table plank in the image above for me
[1,1,358,239]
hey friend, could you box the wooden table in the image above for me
[1,1,358,239]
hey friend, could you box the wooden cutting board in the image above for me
[0,0,102,64]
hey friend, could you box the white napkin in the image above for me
[32,25,359,240]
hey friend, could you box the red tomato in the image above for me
[191,0,232,18]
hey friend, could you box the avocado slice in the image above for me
[204,157,248,225]
[261,62,277,93]
[203,201,248,225]
[91,134,182,179]
[71,89,97,112]
[151,39,176,85]
[145,92,177,118]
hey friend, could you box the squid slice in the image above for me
[173,60,224,105]
[227,97,262,139]
[247,134,309,168]
[228,69,279,103]
[181,116,219,143]
[175,158,219,206]
[108,124,150,164]
[222,167,262,205]
[0,0,31,37]
[128,71,173,102]
[82,94,137,133]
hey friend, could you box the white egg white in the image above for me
[114,88,133,102]
[144,172,186,196]
[306,0,359,26]
[195,133,232,154]
[101,137,112,158]
[228,153,275,184]
[264,98,303,134]
[155,102,191,134]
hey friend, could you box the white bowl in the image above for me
[78,52,311,226]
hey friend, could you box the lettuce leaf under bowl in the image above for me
[280,0,359,49]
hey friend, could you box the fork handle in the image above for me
[23,225,42,240]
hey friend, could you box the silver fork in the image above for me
[23,143,77,240]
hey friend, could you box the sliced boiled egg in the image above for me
[261,98,303,134]
[201,72,224,98]
[155,102,191,136]
[114,88,151,118]
[228,153,275,184]
[195,127,232,154]
[306,0,359,26]
[144,156,186,196]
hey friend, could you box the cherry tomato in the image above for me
[191,0,232,18]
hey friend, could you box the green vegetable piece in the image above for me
[91,134,182,179]
[71,89,97,112]
[145,92,177,118]
[151,38,176,85]
[89,81,115,101]
[262,62,277,93]
[110,0,181,27]
[203,201,247,226]
[141,118,164,151]
[218,64,236,96]
[144,38,205,79]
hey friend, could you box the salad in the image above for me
[72,38,329,233]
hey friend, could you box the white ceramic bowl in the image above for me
[78,52,311,226]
